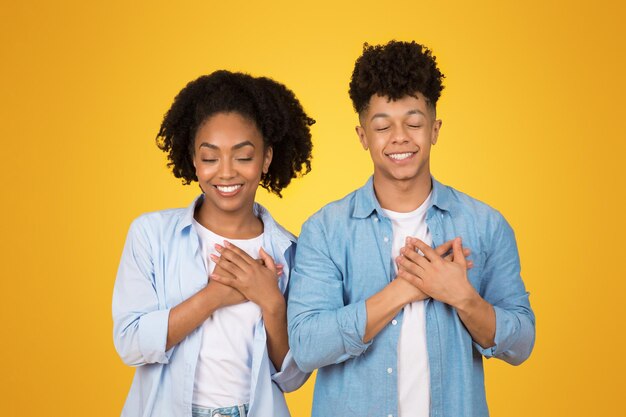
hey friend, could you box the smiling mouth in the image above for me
[214,184,243,194]
[386,152,416,161]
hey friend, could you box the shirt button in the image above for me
[383,236,389,243]
[388,415,393,417]
[387,367,393,374]
[392,319,398,325]
[374,217,379,222]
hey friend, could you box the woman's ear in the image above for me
[262,146,273,174]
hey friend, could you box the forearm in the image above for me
[166,287,221,350]
[364,279,411,342]
[262,297,289,371]
[455,290,496,349]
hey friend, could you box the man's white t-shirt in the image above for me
[191,219,263,408]
[382,192,432,417]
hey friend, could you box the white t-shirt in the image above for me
[382,192,432,417]
[191,219,263,408]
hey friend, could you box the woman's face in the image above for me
[193,112,272,217]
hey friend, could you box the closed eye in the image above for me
[375,126,390,132]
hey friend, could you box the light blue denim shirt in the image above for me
[287,177,535,417]
[112,196,309,417]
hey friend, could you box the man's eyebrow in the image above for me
[370,109,426,122]
[370,113,390,121]
[407,109,426,117]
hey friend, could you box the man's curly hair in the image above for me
[349,40,445,115]
[156,70,315,197]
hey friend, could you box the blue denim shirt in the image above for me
[112,196,309,417]
[287,177,535,417]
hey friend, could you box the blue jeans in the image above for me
[191,403,249,417]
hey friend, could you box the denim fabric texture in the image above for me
[191,403,249,417]
[287,177,535,417]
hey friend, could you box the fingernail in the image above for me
[215,244,223,251]
[210,254,219,262]
[224,241,232,247]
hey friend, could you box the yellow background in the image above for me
[1,1,625,416]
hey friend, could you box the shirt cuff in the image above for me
[270,350,310,392]
[473,305,518,358]
[138,308,172,364]
[337,300,372,357]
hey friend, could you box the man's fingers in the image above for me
[397,269,422,287]
[433,239,454,256]
[397,254,427,276]
[400,248,430,271]
[453,237,467,267]
[410,238,439,262]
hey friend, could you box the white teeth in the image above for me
[388,152,414,160]
[216,185,242,193]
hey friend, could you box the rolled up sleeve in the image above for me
[476,213,535,365]
[287,217,372,373]
[270,349,311,392]
[112,218,172,367]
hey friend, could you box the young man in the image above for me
[287,41,535,417]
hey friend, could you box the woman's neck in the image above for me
[194,202,263,239]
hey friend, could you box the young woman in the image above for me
[112,70,314,417]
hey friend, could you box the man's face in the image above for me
[356,93,442,185]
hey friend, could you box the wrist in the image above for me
[200,285,225,311]
[261,293,286,317]
[388,279,414,308]
[453,285,481,313]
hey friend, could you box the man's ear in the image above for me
[431,119,443,145]
[356,125,368,150]
[262,146,273,174]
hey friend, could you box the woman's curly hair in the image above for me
[156,70,315,197]
[349,40,445,114]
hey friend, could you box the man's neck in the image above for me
[372,172,432,213]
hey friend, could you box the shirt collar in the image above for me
[177,195,203,233]
[430,177,452,212]
[177,194,296,246]
[352,176,452,219]
[352,177,385,219]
